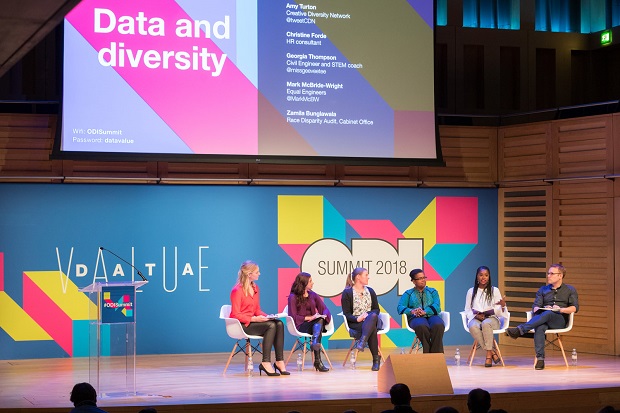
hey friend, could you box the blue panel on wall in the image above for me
[425,244,477,278]
[323,199,346,241]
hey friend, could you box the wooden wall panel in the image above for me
[160,162,249,181]
[498,122,551,182]
[553,115,613,178]
[553,191,615,354]
[498,186,552,339]
[0,118,500,187]
[548,116,615,354]
[336,164,419,186]
[615,197,620,356]
[419,125,497,184]
[614,114,620,177]
[250,163,337,185]
[0,114,59,179]
[497,114,616,355]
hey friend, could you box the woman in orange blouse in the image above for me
[230,260,289,376]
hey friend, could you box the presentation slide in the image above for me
[61,0,437,161]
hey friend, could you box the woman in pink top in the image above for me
[230,260,288,376]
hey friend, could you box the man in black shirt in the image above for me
[505,263,578,370]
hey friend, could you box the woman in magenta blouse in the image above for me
[230,260,289,376]
[287,272,331,372]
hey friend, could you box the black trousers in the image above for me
[242,319,285,362]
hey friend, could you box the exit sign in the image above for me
[601,30,612,46]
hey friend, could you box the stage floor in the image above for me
[1,345,620,413]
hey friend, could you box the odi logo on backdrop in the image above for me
[301,238,423,297]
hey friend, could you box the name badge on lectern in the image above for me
[101,285,135,323]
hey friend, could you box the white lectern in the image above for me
[79,281,147,397]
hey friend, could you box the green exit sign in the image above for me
[601,30,612,46]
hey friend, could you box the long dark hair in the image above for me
[290,272,311,306]
[470,266,493,307]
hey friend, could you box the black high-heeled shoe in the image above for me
[273,363,291,375]
[313,360,329,372]
[258,363,280,376]
[313,350,329,372]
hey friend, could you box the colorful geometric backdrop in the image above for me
[277,195,479,350]
[0,184,497,359]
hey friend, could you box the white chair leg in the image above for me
[533,333,569,367]
[493,339,505,367]
[320,344,333,369]
[343,340,356,367]
[285,339,299,365]
[246,340,252,371]
[555,334,568,367]
[468,340,477,366]
[223,342,239,375]
[301,338,308,371]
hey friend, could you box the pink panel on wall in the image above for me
[436,197,478,244]
[347,220,403,248]
[277,268,300,313]
[22,274,73,356]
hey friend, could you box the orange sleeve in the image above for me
[230,285,251,326]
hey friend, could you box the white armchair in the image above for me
[460,310,510,366]
[219,304,263,374]
[282,305,334,370]
[405,311,450,354]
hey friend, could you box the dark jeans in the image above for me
[349,312,379,357]
[242,319,284,362]
[519,310,567,359]
[408,314,445,353]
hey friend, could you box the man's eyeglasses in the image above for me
[414,277,427,281]
[547,272,562,275]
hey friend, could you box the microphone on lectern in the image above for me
[99,246,148,282]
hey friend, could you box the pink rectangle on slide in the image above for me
[67,0,257,154]
[394,110,437,159]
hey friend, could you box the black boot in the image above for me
[313,350,329,372]
[355,336,368,352]
[311,322,322,351]
[371,355,381,371]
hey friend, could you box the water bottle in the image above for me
[246,356,253,376]
[296,353,303,371]
[571,349,577,366]
[455,348,461,366]
[400,347,406,354]
[350,352,356,369]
